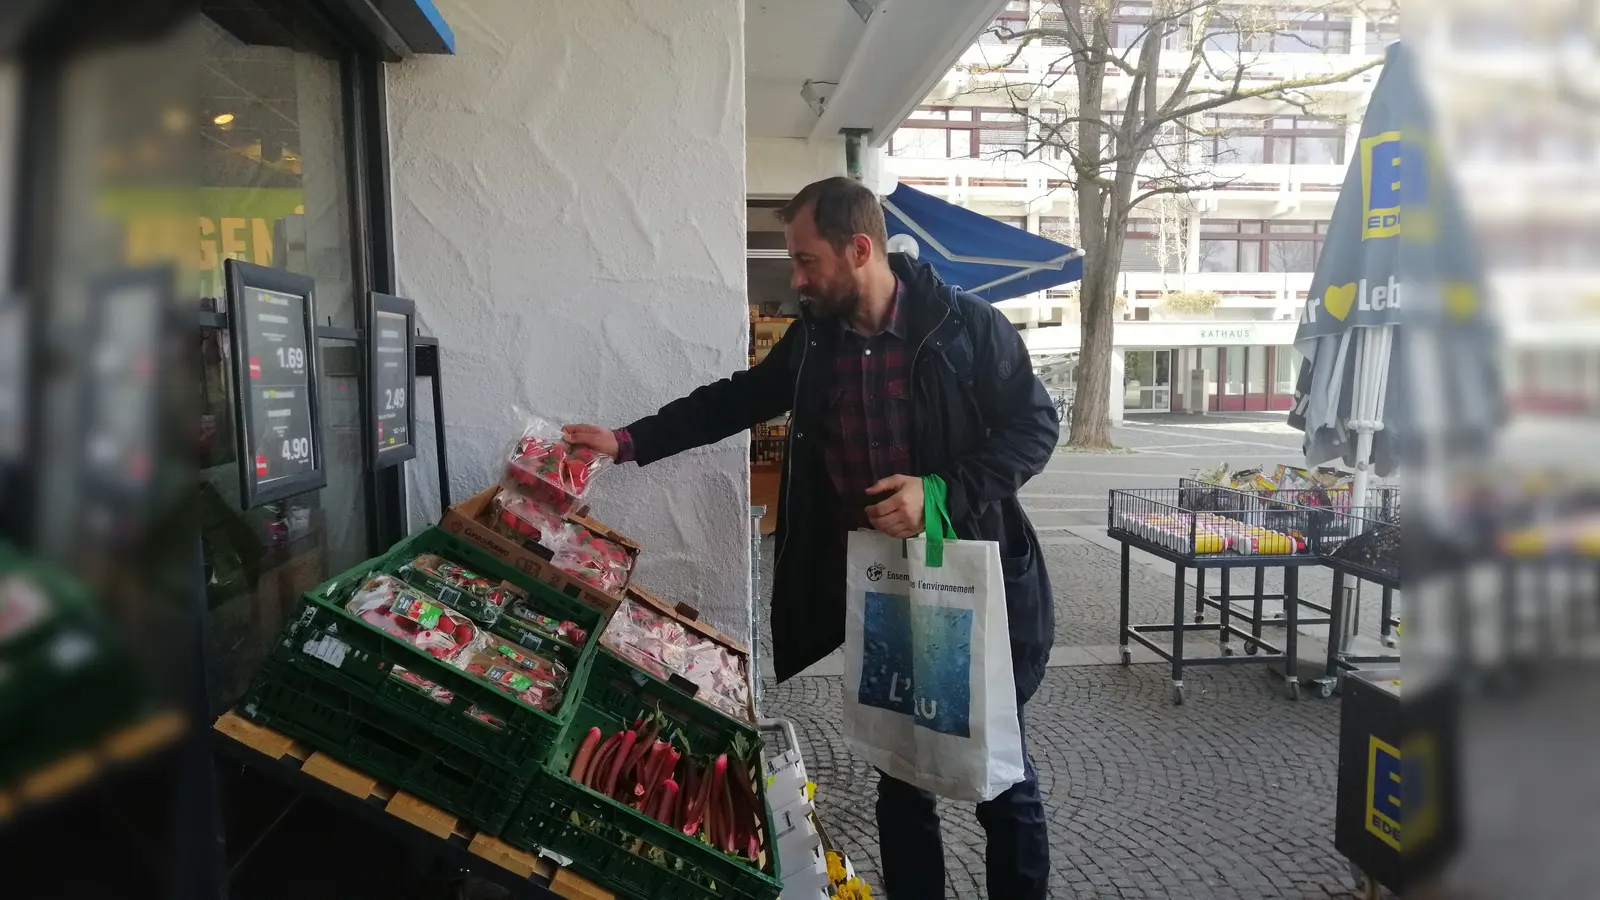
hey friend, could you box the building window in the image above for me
[888,106,1024,159]
[981,5,1029,44]
[1205,7,1352,53]
[1110,1,1190,50]
[977,109,1026,158]
[1205,115,1345,165]
[1365,14,1401,52]
[992,215,1027,230]
[1199,219,1328,273]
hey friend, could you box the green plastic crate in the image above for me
[502,652,782,900]
[244,526,606,782]
[0,545,147,787]
[241,654,525,833]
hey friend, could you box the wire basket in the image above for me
[1315,506,1402,586]
[1109,486,1336,560]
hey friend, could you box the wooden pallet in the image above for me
[0,708,188,822]
[212,711,613,900]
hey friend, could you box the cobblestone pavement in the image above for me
[753,421,1387,899]
[764,665,1355,899]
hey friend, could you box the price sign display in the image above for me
[368,293,417,469]
[226,260,326,508]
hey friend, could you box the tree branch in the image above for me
[1167,58,1382,120]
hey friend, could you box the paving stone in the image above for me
[761,664,1357,899]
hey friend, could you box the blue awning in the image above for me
[881,184,1083,303]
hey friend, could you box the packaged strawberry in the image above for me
[344,574,486,665]
[491,482,569,547]
[540,522,634,596]
[390,665,455,705]
[461,648,567,712]
[486,640,570,687]
[503,417,610,509]
[397,553,525,626]
[495,598,589,651]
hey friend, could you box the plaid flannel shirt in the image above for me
[822,279,912,531]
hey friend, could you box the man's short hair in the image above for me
[777,176,888,251]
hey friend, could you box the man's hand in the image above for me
[865,475,925,539]
[561,424,619,459]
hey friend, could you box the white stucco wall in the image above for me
[387,0,752,639]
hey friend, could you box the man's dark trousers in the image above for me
[875,705,1049,899]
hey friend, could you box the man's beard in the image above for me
[802,284,860,319]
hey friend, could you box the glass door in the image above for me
[1124,350,1173,412]
[186,14,378,712]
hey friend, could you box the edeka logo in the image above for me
[1366,736,1402,851]
[1403,732,1440,851]
[1309,277,1403,323]
[1361,131,1427,241]
[857,591,973,737]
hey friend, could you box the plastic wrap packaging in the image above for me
[541,522,634,596]
[503,417,610,511]
[484,640,570,686]
[492,481,570,545]
[496,598,589,651]
[344,574,488,665]
[390,665,455,705]
[397,553,525,626]
[602,598,751,722]
[461,647,566,713]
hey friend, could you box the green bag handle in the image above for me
[922,474,957,568]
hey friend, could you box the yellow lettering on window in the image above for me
[220,217,248,260]
[251,218,274,266]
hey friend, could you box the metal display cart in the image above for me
[1175,478,1366,640]
[1110,486,1339,704]
[1314,506,1402,699]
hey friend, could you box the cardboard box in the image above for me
[623,584,749,655]
[601,583,756,723]
[440,486,636,617]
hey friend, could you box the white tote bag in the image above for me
[841,475,1025,802]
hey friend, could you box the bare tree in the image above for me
[970,0,1389,447]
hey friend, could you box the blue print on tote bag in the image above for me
[857,591,974,737]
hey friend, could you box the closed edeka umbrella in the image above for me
[1287,41,1500,502]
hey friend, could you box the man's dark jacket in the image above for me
[625,255,1058,701]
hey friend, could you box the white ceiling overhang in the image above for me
[746,0,1009,144]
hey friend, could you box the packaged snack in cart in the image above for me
[397,553,525,626]
[503,417,609,508]
[540,522,633,596]
[496,598,589,650]
[345,574,488,664]
[493,481,570,543]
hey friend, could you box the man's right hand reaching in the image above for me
[562,424,620,459]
